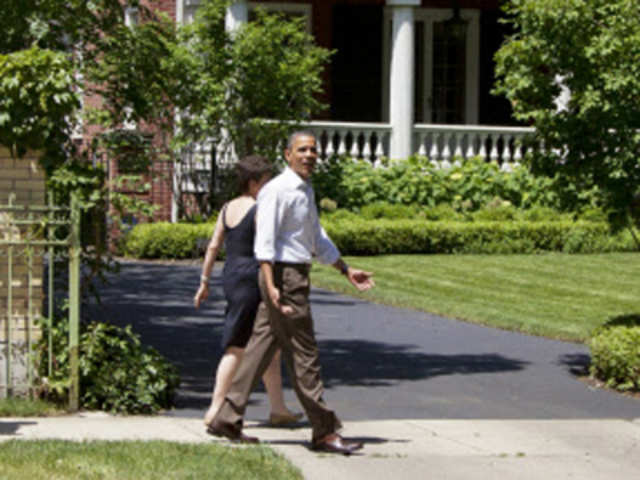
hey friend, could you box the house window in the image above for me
[382,8,480,125]
[432,19,466,124]
[248,2,312,32]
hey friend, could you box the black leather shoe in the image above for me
[206,420,259,444]
[311,433,363,455]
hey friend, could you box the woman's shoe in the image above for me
[269,411,304,427]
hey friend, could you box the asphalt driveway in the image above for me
[87,260,640,422]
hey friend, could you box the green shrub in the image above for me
[578,206,609,223]
[422,204,467,222]
[360,202,421,220]
[322,208,360,223]
[36,316,179,414]
[322,218,630,255]
[313,155,568,211]
[471,199,518,222]
[120,222,214,259]
[589,315,640,392]
[121,215,635,258]
[319,197,338,212]
[519,205,573,222]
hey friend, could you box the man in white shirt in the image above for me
[209,131,374,455]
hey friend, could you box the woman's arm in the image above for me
[194,210,226,308]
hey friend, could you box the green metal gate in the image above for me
[0,192,81,410]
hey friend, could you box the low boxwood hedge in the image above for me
[120,222,214,259]
[119,217,633,259]
[323,218,635,255]
[589,315,640,392]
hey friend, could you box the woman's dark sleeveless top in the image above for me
[220,203,261,350]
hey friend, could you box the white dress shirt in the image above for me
[254,167,340,265]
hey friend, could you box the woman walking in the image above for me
[194,155,300,429]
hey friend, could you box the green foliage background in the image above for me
[494,0,640,236]
[36,315,179,414]
[312,155,595,213]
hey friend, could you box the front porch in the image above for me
[177,0,517,155]
[173,0,528,219]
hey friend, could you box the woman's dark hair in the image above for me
[236,155,272,193]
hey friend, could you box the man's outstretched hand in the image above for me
[347,268,375,291]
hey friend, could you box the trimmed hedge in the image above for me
[590,315,640,392]
[119,217,634,259]
[120,222,214,259]
[323,219,630,255]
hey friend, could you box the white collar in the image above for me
[283,166,309,190]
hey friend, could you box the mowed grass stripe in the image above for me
[365,258,622,311]
[394,255,638,336]
[310,253,639,342]
[0,440,302,480]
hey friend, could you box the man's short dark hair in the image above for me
[286,130,317,151]
[236,155,272,193]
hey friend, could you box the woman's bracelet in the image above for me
[200,274,209,285]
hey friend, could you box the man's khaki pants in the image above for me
[214,262,341,441]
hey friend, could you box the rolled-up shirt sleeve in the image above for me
[314,223,340,265]
[254,186,279,263]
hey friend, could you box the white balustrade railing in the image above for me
[178,122,536,192]
[305,121,391,164]
[413,124,535,170]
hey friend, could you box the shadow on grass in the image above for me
[599,314,640,329]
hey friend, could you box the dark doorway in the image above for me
[479,9,518,125]
[330,5,383,122]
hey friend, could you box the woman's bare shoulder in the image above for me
[225,196,256,228]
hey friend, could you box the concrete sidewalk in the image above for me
[2,413,639,479]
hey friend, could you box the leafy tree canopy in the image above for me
[1,0,331,218]
[175,0,331,160]
[494,0,640,236]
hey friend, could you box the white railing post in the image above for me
[441,133,452,167]
[362,131,373,161]
[489,134,500,163]
[337,132,347,156]
[350,131,361,158]
[430,132,440,161]
[453,133,464,160]
[325,131,335,157]
[374,133,385,165]
[466,132,476,159]
[417,132,427,157]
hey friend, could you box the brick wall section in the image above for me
[147,0,176,20]
[0,147,45,395]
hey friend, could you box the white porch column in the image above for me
[226,0,248,32]
[176,0,184,25]
[388,0,419,160]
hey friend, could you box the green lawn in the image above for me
[311,252,639,342]
[0,440,302,480]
